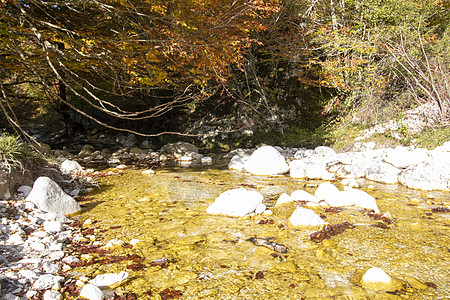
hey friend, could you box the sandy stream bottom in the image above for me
[69,167,450,299]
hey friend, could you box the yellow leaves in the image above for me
[149,4,167,15]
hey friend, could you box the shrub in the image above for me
[0,132,26,170]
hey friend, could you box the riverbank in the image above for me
[1,132,449,299]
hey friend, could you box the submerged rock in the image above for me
[26,177,81,217]
[323,188,380,213]
[206,188,264,217]
[243,146,289,176]
[289,207,326,226]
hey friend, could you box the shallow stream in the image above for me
[73,166,450,299]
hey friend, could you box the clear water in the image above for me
[72,167,450,299]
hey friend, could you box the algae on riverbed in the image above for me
[69,168,450,299]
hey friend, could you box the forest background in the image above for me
[1,0,449,150]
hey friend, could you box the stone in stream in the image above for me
[289,207,326,226]
[206,187,264,217]
[26,177,81,218]
[315,182,340,200]
[243,146,289,176]
[275,190,318,206]
[322,188,380,213]
[360,267,404,291]
[246,237,288,253]
[228,153,250,172]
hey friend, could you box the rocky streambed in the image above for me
[1,141,450,299]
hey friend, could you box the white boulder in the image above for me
[275,193,292,206]
[26,177,81,217]
[362,267,391,284]
[89,271,129,288]
[291,189,319,203]
[33,274,64,290]
[228,153,250,172]
[60,160,83,173]
[80,284,104,300]
[243,146,289,175]
[323,188,380,213]
[383,146,428,169]
[315,182,340,200]
[365,162,401,184]
[206,188,264,217]
[289,207,326,226]
[399,159,450,191]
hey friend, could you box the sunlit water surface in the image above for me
[73,166,450,299]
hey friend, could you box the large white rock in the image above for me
[383,146,428,169]
[60,160,83,173]
[315,182,340,200]
[80,284,104,300]
[33,274,64,290]
[323,188,380,213]
[275,193,292,206]
[228,153,250,172]
[290,160,335,180]
[206,188,264,217]
[290,189,319,203]
[243,146,289,175]
[26,177,81,216]
[399,159,450,191]
[89,271,129,288]
[365,162,401,184]
[362,267,391,283]
[290,207,326,226]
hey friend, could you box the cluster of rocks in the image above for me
[44,138,213,168]
[0,161,129,300]
[228,143,450,191]
[207,181,381,226]
[0,177,78,300]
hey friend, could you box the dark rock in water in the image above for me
[310,222,354,242]
[246,237,288,253]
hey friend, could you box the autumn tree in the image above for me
[0,0,281,137]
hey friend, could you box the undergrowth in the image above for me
[0,133,26,170]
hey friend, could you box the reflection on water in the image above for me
[74,167,450,299]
